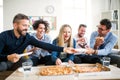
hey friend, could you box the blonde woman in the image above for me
[51,24,76,65]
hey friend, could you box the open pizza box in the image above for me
[39,63,110,76]
[74,63,111,76]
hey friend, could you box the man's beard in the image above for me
[17,28,27,36]
[98,33,104,37]
[78,33,83,37]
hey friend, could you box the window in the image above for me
[62,0,92,44]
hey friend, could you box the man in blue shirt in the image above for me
[0,13,76,71]
[84,19,118,63]
[90,19,117,55]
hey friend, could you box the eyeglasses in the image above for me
[97,25,107,31]
[98,27,107,31]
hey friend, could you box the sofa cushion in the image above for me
[110,49,120,54]
[108,49,120,68]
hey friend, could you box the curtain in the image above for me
[109,0,120,10]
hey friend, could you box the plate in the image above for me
[60,62,69,66]
[18,67,33,73]
[18,67,24,73]
[18,52,33,58]
[75,48,86,53]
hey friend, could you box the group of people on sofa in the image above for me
[0,13,117,71]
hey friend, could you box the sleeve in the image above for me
[0,33,8,61]
[26,33,35,52]
[97,35,118,55]
[29,36,64,52]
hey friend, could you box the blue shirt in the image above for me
[0,30,63,61]
[90,31,117,55]
[26,33,51,58]
[51,38,76,62]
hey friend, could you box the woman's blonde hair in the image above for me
[57,24,73,47]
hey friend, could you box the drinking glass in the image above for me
[22,61,32,77]
[102,57,111,67]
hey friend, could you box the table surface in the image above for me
[5,65,120,80]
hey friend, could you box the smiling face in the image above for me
[63,26,72,42]
[78,26,86,37]
[58,24,73,47]
[97,25,110,36]
[36,24,45,38]
[14,19,29,37]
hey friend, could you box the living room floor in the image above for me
[0,71,13,80]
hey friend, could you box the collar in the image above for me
[35,34,45,41]
[11,29,25,39]
[11,29,17,39]
[104,32,111,40]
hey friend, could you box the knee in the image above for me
[0,62,8,71]
[73,56,82,64]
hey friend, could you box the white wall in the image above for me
[90,0,108,31]
[0,0,3,33]
[61,0,89,37]
[3,0,62,40]
[3,0,112,40]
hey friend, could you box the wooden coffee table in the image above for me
[5,65,120,80]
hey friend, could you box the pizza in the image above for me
[73,63,110,73]
[40,66,73,76]
[39,63,110,76]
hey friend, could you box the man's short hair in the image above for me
[100,19,111,29]
[78,24,87,29]
[13,13,29,23]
